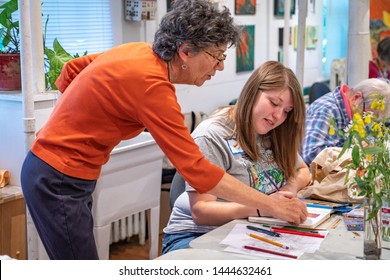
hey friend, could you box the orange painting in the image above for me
[370,0,390,58]
[235,0,256,15]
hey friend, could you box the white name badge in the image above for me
[226,138,245,155]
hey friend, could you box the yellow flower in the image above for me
[370,96,386,111]
[372,123,380,132]
[352,113,366,137]
[380,101,385,111]
[358,127,366,138]
[329,126,335,135]
[364,114,372,125]
[371,100,379,110]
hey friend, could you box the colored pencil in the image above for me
[281,226,319,233]
[272,228,325,238]
[246,225,281,237]
[263,170,281,191]
[248,233,289,249]
[263,224,319,233]
[243,245,298,259]
[330,218,342,229]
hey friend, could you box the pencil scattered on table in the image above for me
[246,225,281,237]
[272,228,325,238]
[330,217,342,229]
[248,233,289,249]
[243,245,298,259]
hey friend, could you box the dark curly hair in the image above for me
[153,0,242,61]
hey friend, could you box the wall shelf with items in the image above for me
[124,0,157,21]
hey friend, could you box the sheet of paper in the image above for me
[220,223,328,259]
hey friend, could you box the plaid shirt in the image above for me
[302,87,350,165]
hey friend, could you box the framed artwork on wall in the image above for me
[167,0,174,12]
[306,25,318,49]
[235,0,256,15]
[274,0,296,16]
[236,25,255,72]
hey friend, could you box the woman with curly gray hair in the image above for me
[21,0,308,259]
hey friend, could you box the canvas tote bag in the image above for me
[297,147,364,203]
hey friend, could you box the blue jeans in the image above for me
[21,151,99,260]
[162,232,205,255]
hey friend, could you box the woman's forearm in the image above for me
[282,163,311,195]
[207,173,308,224]
[190,200,256,226]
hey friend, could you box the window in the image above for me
[322,0,348,78]
[1,0,113,54]
[41,0,114,55]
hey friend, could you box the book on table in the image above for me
[300,198,352,213]
[248,206,332,229]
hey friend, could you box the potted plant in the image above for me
[330,94,390,259]
[0,0,86,91]
[43,15,87,90]
[0,0,21,90]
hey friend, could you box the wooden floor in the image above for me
[109,233,164,260]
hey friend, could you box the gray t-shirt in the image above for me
[163,111,304,234]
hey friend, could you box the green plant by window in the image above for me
[0,0,19,53]
[43,37,87,90]
[43,14,87,90]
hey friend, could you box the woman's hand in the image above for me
[281,162,311,196]
[264,195,308,224]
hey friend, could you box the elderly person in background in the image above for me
[162,61,311,254]
[302,78,390,166]
[21,0,307,260]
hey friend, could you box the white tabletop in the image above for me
[158,217,390,260]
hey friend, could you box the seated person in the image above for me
[302,78,390,165]
[369,36,390,80]
[162,61,311,254]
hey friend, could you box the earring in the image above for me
[182,64,187,70]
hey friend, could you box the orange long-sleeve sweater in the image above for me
[32,42,224,193]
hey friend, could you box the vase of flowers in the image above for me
[363,196,382,259]
[330,93,390,260]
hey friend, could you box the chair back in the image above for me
[169,172,186,209]
[309,82,331,104]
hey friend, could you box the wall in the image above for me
[111,0,325,114]
[0,94,58,186]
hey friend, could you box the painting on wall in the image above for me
[274,0,296,16]
[278,27,292,47]
[370,0,390,59]
[167,0,174,12]
[305,25,318,49]
[235,0,256,15]
[236,25,255,72]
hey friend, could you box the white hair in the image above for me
[353,78,390,118]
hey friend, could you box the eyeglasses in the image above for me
[204,51,227,66]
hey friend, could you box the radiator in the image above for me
[109,211,146,245]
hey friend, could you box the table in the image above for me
[158,216,390,260]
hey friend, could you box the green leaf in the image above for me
[363,146,385,155]
[351,145,360,167]
[338,136,351,158]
